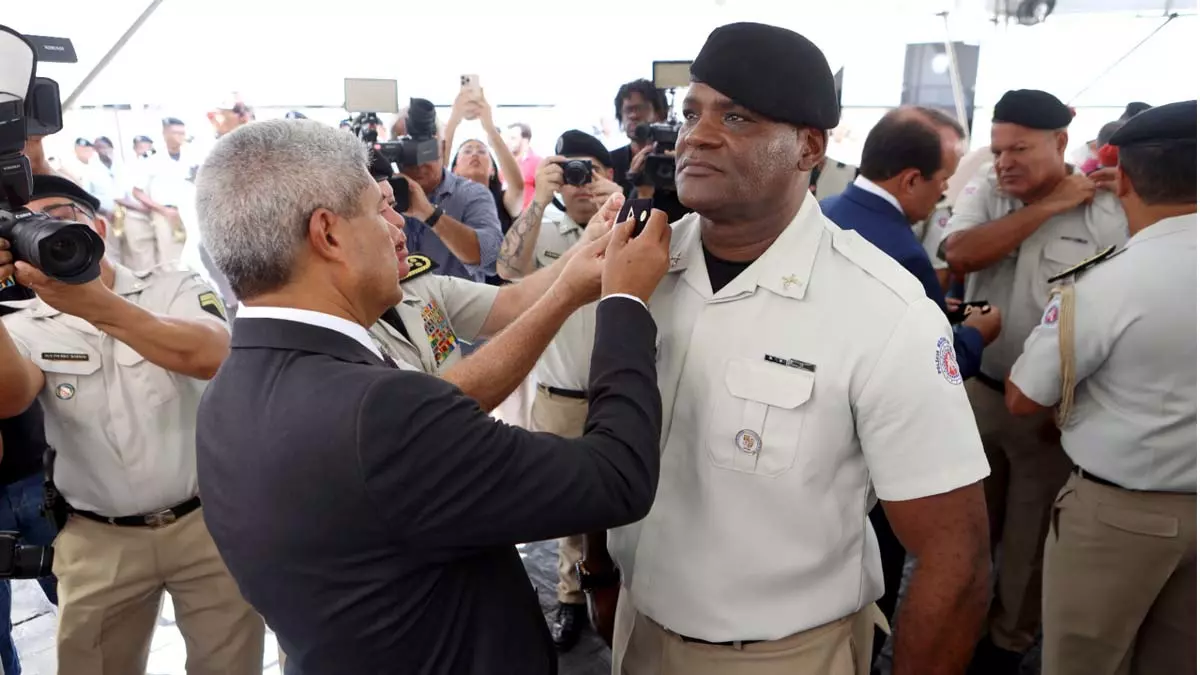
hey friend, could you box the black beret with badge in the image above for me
[690,22,840,130]
[993,89,1073,130]
[1108,99,1197,148]
[555,130,612,169]
[32,174,101,213]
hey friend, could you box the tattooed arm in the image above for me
[497,200,548,280]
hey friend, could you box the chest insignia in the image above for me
[402,255,438,283]
[734,429,762,455]
[935,336,963,385]
[421,300,458,366]
[55,383,76,400]
[41,352,89,362]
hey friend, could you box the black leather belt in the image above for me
[538,384,587,400]
[678,635,763,647]
[1075,467,1195,495]
[73,495,201,528]
[974,373,1005,394]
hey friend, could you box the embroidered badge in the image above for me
[41,352,89,362]
[734,429,762,455]
[197,292,226,321]
[543,250,561,260]
[1042,295,1061,326]
[55,383,76,400]
[421,300,458,365]
[935,336,963,385]
[937,215,949,228]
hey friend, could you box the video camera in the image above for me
[343,79,440,169]
[0,25,106,288]
[627,60,690,194]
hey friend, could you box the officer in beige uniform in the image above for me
[495,130,624,650]
[581,23,993,675]
[0,177,265,675]
[939,89,1130,672]
[1006,101,1197,675]
[130,117,200,271]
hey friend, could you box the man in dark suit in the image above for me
[192,118,672,675]
[820,106,1002,667]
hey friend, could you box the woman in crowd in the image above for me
[444,89,525,239]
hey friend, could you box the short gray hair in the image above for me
[196,119,370,299]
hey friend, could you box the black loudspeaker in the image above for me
[900,42,981,134]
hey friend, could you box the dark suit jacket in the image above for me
[821,184,984,379]
[196,297,662,675]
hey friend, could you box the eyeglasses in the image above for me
[38,202,96,224]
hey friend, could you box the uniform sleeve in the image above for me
[454,183,503,276]
[433,275,500,343]
[940,177,994,246]
[163,274,232,332]
[1009,286,1117,406]
[0,317,33,359]
[922,205,952,270]
[854,298,990,501]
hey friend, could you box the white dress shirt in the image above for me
[852,175,904,216]
[236,305,383,360]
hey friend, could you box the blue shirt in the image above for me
[404,170,503,283]
[821,182,985,380]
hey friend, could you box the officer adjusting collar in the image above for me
[25,264,153,319]
[669,196,823,302]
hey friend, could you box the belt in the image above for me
[1075,468,1196,495]
[678,635,763,647]
[72,495,201,528]
[974,373,1005,394]
[538,384,588,400]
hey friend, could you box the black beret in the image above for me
[1109,100,1196,148]
[368,150,394,181]
[1095,121,1124,146]
[555,130,612,168]
[162,117,185,127]
[690,22,839,130]
[93,136,113,148]
[31,174,101,213]
[74,137,92,147]
[133,135,153,145]
[1120,101,1152,121]
[993,89,1072,130]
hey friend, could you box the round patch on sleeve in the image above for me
[1042,295,1061,326]
[935,336,963,385]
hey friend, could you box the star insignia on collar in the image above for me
[669,254,682,269]
[782,274,800,289]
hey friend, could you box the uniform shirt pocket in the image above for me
[33,351,102,423]
[707,358,814,477]
[114,342,179,408]
[1041,238,1094,283]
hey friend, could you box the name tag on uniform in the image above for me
[41,352,89,362]
[764,354,816,372]
[543,250,561,260]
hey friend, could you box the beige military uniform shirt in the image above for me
[609,197,989,643]
[1010,214,1197,492]
[941,167,1129,380]
[531,209,592,391]
[811,159,859,202]
[0,265,228,516]
[368,257,499,375]
[912,198,952,270]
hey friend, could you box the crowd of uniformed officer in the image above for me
[0,18,1195,675]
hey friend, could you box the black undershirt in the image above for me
[380,306,410,343]
[0,304,49,486]
[703,246,755,293]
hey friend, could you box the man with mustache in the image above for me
[582,22,992,675]
[939,89,1130,674]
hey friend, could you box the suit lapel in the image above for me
[232,318,381,366]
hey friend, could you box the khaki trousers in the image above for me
[53,509,265,675]
[612,588,881,675]
[965,379,1073,651]
[119,209,159,273]
[1042,472,1196,675]
[530,385,589,605]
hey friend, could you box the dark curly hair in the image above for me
[613,79,668,123]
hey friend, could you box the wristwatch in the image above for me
[424,206,445,229]
[575,559,621,592]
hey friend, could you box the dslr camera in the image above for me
[0,25,106,288]
[632,121,682,192]
[558,159,594,187]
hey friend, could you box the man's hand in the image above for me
[12,261,122,325]
[629,144,654,176]
[1039,173,1096,213]
[24,136,54,176]
[403,179,436,221]
[553,230,613,307]
[583,193,625,244]
[601,208,671,304]
[1088,166,1119,192]
[532,156,566,208]
[588,175,624,214]
[475,89,496,129]
[963,304,1002,345]
[1,237,15,287]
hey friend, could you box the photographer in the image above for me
[610,79,691,223]
[0,176,265,674]
[398,99,503,285]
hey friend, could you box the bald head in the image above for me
[859,106,966,223]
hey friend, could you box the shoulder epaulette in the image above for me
[1047,245,1120,283]
[401,254,437,283]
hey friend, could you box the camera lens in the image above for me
[42,229,92,273]
[0,213,106,285]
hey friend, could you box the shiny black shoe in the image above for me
[550,602,588,652]
[965,636,1025,675]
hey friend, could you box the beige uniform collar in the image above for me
[666,195,824,303]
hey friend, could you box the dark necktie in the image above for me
[380,352,400,369]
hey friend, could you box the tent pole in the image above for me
[62,0,167,110]
[939,11,970,134]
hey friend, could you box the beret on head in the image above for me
[1109,100,1197,148]
[993,89,1073,130]
[31,174,102,213]
[1095,121,1124,146]
[133,135,153,144]
[690,22,840,130]
[1120,101,1152,121]
[555,130,612,168]
[74,137,92,147]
